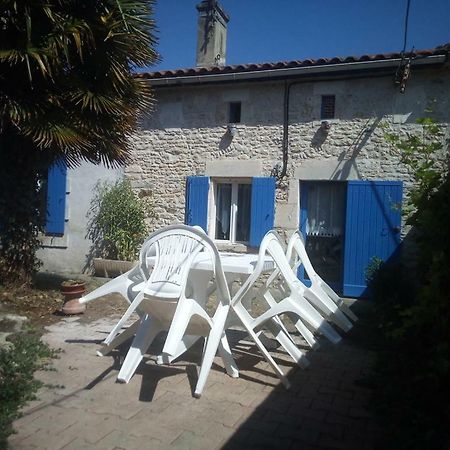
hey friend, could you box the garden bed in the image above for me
[0,273,128,330]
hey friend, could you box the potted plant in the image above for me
[60,279,86,314]
[87,179,155,277]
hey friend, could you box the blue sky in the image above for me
[148,0,450,72]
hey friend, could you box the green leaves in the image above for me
[368,118,450,448]
[0,331,57,446]
[0,0,159,167]
[88,179,156,261]
[384,117,448,227]
[0,0,159,283]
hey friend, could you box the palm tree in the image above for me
[0,0,159,284]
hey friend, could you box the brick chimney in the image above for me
[196,0,229,67]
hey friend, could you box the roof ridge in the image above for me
[136,43,450,80]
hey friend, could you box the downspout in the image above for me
[275,80,303,182]
[278,80,290,180]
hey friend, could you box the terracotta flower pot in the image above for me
[60,281,86,315]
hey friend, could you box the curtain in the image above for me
[306,182,345,237]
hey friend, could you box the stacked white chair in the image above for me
[86,225,238,398]
[80,264,146,355]
[80,226,206,357]
[230,230,341,389]
[286,230,358,324]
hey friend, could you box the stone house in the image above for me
[39,1,450,297]
[122,2,449,297]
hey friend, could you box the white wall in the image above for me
[37,161,122,274]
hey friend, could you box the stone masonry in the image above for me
[126,66,450,238]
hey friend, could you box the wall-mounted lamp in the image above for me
[320,120,331,131]
[227,123,238,137]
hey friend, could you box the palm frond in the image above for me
[1,0,159,167]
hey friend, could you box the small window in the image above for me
[214,180,251,243]
[229,102,241,123]
[321,95,335,120]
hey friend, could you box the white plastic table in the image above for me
[192,251,273,274]
[114,251,274,383]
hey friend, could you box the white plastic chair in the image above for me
[286,230,358,324]
[231,230,341,389]
[80,226,206,356]
[79,264,146,355]
[102,224,238,398]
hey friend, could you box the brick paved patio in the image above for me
[8,305,381,449]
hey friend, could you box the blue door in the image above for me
[343,181,403,297]
[300,180,403,297]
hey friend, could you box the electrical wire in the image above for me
[402,0,411,54]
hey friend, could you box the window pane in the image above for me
[215,184,231,240]
[236,184,251,242]
[306,182,345,237]
[321,95,335,119]
[303,181,345,284]
[229,102,241,123]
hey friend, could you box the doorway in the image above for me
[299,181,346,291]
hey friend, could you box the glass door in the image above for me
[299,181,346,291]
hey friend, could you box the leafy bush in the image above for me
[0,151,47,286]
[0,332,57,447]
[88,179,155,261]
[367,117,450,449]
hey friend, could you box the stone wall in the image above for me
[127,67,450,236]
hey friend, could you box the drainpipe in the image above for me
[276,80,303,182]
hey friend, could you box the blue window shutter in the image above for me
[46,161,67,235]
[343,180,403,297]
[185,176,209,230]
[249,177,275,247]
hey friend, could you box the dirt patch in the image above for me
[0,273,128,331]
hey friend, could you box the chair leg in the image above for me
[338,301,358,322]
[330,308,353,332]
[306,289,353,332]
[117,315,162,383]
[194,331,232,398]
[288,314,320,349]
[104,292,144,345]
[261,288,323,347]
[234,307,290,389]
[97,319,140,356]
[246,326,291,389]
[163,298,197,357]
[156,334,202,365]
[265,320,309,369]
[286,297,342,344]
[218,333,239,378]
[321,283,358,322]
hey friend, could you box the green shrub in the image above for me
[88,179,155,261]
[0,332,57,447]
[367,117,450,449]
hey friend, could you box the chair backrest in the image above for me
[263,231,302,287]
[232,230,300,305]
[286,230,317,281]
[138,224,230,303]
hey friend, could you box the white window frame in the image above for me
[208,177,251,244]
